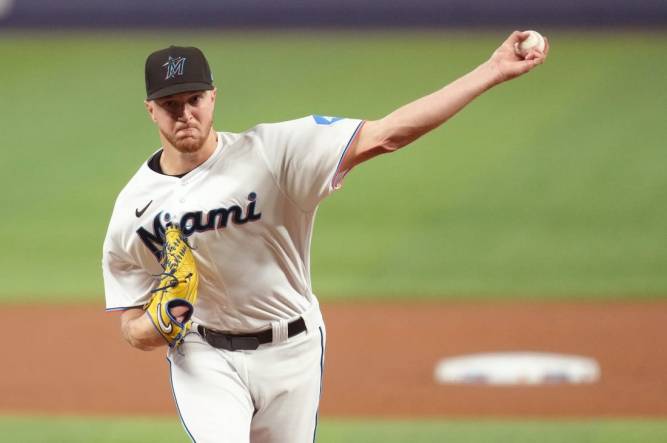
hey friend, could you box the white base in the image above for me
[434,352,600,386]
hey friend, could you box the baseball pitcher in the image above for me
[102,32,549,443]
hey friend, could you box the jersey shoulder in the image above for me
[217,129,243,146]
[248,115,339,134]
[243,116,304,138]
[243,115,356,148]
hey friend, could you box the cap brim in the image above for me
[147,82,214,100]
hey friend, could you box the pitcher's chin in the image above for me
[173,135,204,153]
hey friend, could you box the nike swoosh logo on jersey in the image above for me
[157,302,173,334]
[135,200,153,218]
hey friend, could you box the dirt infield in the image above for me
[4,301,667,417]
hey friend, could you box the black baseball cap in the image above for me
[145,46,214,100]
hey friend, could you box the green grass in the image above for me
[1,31,666,301]
[1,416,667,443]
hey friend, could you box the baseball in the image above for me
[514,30,545,58]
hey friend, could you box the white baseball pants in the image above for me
[167,307,327,443]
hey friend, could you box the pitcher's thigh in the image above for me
[168,339,255,443]
[249,326,326,443]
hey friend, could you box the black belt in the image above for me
[197,317,307,351]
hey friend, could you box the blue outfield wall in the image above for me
[1,0,666,28]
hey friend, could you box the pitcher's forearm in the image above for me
[121,308,166,351]
[377,61,501,151]
[342,31,548,172]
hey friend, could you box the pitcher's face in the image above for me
[146,88,217,153]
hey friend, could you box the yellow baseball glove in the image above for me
[144,223,199,348]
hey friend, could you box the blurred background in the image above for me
[2,1,667,442]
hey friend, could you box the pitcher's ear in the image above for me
[145,100,157,123]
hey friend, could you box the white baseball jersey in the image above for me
[102,115,363,333]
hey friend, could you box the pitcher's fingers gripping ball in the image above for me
[513,30,546,58]
[144,223,199,347]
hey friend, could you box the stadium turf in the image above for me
[1,31,666,301]
[2,416,667,443]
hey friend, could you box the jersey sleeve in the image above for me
[102,222,155,311]
[255,115,364,212]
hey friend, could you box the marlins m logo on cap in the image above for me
[145,46,214,100]
[163,56,187,80]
